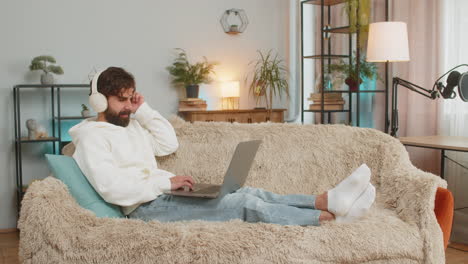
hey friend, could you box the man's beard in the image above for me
[104,109,131,127]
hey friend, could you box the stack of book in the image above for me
[307,93,345,111]
[178,98,207,112]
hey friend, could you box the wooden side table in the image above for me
[178,109,286,123]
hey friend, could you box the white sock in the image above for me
[335,183,376,223]
[327,164,371,216]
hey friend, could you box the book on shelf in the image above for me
[309,104,344,111]
[309,93,343,101]
[178,102,207,112]
[179,98,206,104]
[181,98,204,101]
[308,99,345,104]
[178,107,207,112]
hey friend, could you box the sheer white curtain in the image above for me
[439,0,468,244]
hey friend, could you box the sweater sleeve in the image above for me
[72,133,174,207]
[133,102,179,157]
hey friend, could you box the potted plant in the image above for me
[29,55,64,84]
[166,49,217,99]
[246,50,289,111]
[326,53,381,91]
[81,104,91,117]
[229,24,239,32]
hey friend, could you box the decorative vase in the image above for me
[81,110,90,117]
[40,73,54,85]
[185,84,199,98]
[345,77,362,92]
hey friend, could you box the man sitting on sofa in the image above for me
[70,67,376,226]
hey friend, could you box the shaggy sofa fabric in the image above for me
[18,117,447,263]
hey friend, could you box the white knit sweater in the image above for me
[69,102,178,215]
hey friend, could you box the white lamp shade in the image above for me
[367,22,410,62]
[221,81,240,97]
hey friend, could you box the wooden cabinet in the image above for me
[179,109,286,123]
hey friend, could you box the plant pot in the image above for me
[345,77,363,92]
[229,25,239,32]
[185,84,199,98]
[81,110,90,117]
[41,73,54,85]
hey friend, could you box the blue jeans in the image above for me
[128,187,321,226]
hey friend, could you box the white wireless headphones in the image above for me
[89,70,108,113]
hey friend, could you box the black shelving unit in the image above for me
[300,0,389,130]
[13,84,90,214]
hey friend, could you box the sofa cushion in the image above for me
[45,154,124,218]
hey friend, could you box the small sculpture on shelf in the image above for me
[81,104,91,117]
[26,119,48,140]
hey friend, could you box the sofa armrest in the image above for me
[377,139,448,263]
[434,187,454,250]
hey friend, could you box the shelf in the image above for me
[304,55,349,59]
[304,0,347,6]
[14,84,90,89]
[304,109,350,113]
[55,116,94,120]
[18,137,59,143]
[324,26,351,34]
[323,90,387,93]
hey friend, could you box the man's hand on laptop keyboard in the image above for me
[170,175,195,191]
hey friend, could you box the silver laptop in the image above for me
[164,140,262,198]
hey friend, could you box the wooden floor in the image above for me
[1,230,467,263]
[0,232,18,264]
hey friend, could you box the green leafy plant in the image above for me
[246,50,289,110]
[166,49,217,87]
[326,53,381,85]
[81,104,89,111]
[344,0,371,47]
[29,55,64,75]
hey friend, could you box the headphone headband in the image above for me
[89,69,108,113]
[91,70,105,95]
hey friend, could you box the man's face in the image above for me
[104,88,135,127]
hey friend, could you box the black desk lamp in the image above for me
[391,64,468,137]
[367,22,468,137]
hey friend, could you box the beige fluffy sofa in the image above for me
[18,117,449,263]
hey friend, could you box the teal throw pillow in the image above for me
[45,154,124,218]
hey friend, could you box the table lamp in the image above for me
[221,81,240,110]
[366,21,410,134]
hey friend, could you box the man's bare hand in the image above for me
[170,175,195,191]
[130,92,145,113]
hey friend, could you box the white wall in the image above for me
[0,0,290,229]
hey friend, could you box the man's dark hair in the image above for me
[93,67,135,97]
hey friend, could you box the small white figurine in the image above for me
[26,119,48,139]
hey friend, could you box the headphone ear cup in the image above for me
[89,93,108,113]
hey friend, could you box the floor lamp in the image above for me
[367,22,468,137]
[366,22,410,135]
